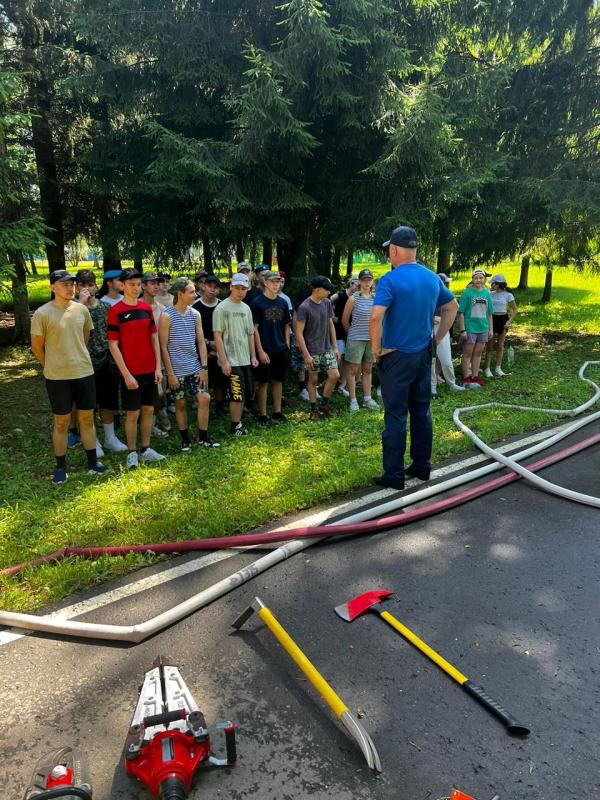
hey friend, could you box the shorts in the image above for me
[306,350,338,373]
[171,373,207,401]
[94,362,120,411]
[225,365,253,404]
[291,344,305,373]
[492,314,509,335]
[345,339,374,364]
[45,374,96,416]
[254,350,288,384]
[336,339,346,356]
[463,332,489,345]
[121,372,159,411]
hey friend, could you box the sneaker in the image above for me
[466,381,482,389]
[67,431,80,448]
[484,368,494,379]
[87,461,108,476]
[337,386,350,397]
[309,409,321,421]
[319,404,334,419]
[152,425,169,438]
[257,416,270,427]
[450,383,466,392]
[95,441,105,458]
[316,391,322,400]
[180,441,192,453]
[373,475,404,491]
[472,376,485,387]
[494,366,507,377]
[126,451,139,470]
[363,397,379,410]
[463,376,472,385]
[51,467,68,485]
[198,437,220,448]
[431,391,439,399]
[157,408,172,432]
[232,422,248,436]
[376,386,382,399]
[104,436,128,452]
[140,447,166,463]
[271,413,287,424]
[349,399,360,412]
[405,463,430,481]
[299,388,310,402]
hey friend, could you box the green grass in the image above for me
[0,260,599,611]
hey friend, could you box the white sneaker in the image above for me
[152,425,169,438]
[349,399,360,412]
[450,383,466,392]
[376,386,382,399]
[299,388,310,402]
[126,451,139,470]
[495,366,508,376]
[363,397,379,409]
[140,447,166,463]
[484,368,494,379]
[337,386,350,397]
[466,381,482,389]
[316,391,322,400]
[95,441,104,458]
[104,436,128,453]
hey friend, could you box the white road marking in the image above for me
[0,421,570,648]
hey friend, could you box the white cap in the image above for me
[231,273,250,288]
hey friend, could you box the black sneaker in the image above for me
[405,463,430,481]
[180,441,192,453]
[271,413,287,424]
[373,475,405,491]
[231,423,248,437]
[257,415,270,427]
[198,436,220,448]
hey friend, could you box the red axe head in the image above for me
[334,590,393,622]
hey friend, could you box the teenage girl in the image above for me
[457,268,493,387]
[341,269,379,411]
[484,274,517,378]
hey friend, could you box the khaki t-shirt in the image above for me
[31,301,94,380]
[212,297,254,366]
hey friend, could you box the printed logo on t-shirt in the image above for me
[470,297,488,319]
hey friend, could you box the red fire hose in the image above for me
[3,432,598,579]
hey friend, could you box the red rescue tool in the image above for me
[22,746,93,800]
[125,656,237,799]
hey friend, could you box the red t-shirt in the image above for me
[107,300,157,375]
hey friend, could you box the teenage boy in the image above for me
[277,271,293,312]
[194,270,208,299]
[141,271,170,436]
[295,275,340,420]
[99,269,124,307]
[192,275,226,417]
[156,272,173,307]
[107,268,166,468]
[31,270,107,484]
[159,277,219,450]
[252,271,291,424]
[76,269,128,453]
[212,273,259,436]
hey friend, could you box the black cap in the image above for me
[119,268,142,282]
[255,264,270,274]
[358,268,373,280]
[141,271,159,283]
[383,226,418,248]
[157,272,171,281]
[49,269,77,284]
[311,275,334,292]
[204,274,221,285]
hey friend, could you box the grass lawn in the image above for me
[0,260,599,612]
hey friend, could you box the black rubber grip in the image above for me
[143,709,186,728]
[463,680,530,736]
[27,789,93,800]
[158,777,187,800]
[225,726,237,764]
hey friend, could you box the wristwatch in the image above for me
[200,365,208,371]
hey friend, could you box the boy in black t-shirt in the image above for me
[251,271,291,424]
[192,275,227,417]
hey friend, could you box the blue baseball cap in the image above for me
[103,269,122,279]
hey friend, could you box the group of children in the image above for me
[30,261,516,484]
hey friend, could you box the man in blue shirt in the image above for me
[369,226,458,489]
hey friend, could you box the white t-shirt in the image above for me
[491,290,514,314]
[100,294,123,307]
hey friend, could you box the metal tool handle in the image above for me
[25,789,93,800]
[462,681,530,736]
[224,724,237,764]
[143,709,186,728]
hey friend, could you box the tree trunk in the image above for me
[345,248,354,278]
[102,238,122,272]
[28,255,38,275]
[133,257,143,272]
[236,236,245,264]
[436,223,451,273]
[277,234,307,279]
[10,252,31,344]
[93,253,99,270]
[541,267,553,303]
[262,238,272,266]
[202,236,213,271]
[518,254,530,290]
[332,247,341,283]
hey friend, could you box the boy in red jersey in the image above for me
[107,269,166,469]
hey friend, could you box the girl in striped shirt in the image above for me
[341,269,380,412]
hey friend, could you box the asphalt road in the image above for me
[1,422,599,800]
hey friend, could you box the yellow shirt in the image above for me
[31,301,94,380]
